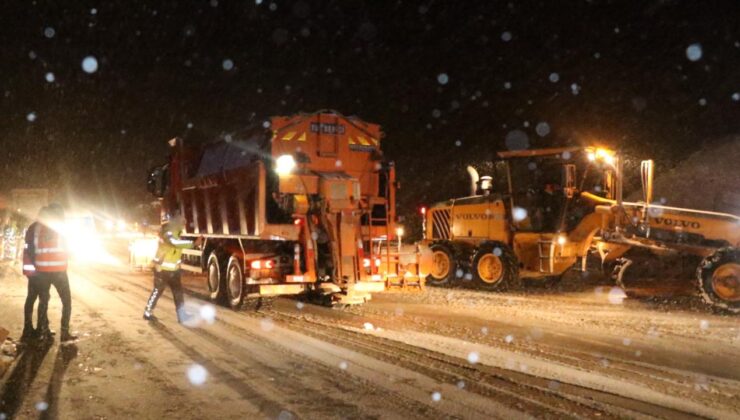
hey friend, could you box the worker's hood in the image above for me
[165,220,184,235]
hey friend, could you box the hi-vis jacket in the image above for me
[153,222,194,272]
[23,222,68,276]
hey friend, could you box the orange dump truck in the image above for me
[147,111,419,308]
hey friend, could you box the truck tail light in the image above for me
[251,259,275,270]
[363,258,371,268]
[375,258,381,267]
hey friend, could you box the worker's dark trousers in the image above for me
[145,270,185,322]
[23,276,51,334]
[36,272,72,333]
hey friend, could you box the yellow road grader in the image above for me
[419,146,739,313]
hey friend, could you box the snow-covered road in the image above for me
[1,242,738,419]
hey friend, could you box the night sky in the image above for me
[1,0,738,218]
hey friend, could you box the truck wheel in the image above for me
[426,244,456,286]
[226,256,245,310]
[697,248,739,314]
[207,252,227,304]
[471,242,520,291]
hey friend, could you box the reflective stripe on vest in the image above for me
[33,224,68,272]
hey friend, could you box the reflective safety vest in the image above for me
[152,222,193,272]
[23,223,68,275]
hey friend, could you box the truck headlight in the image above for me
[275,154,296,175]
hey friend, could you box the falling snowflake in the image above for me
[44,27,55,38]
[698,98,707,106]
[686,43,703,61]
[570,83,581,95]
[467,352,480,364]
[493,247,502,256]
[260,318,274,332]
[437,73,449,85]
[339,361,348,370]
[548,73,559,83]
[700,320,709,330]
[501,31,512,42]
[187,364,208,385]
[432,109,441,118]
[431,391,442,402]
[35,401,49,411]
[607,287,627,304]
[504,81,512,90]
[199,304,216,324]
[561,151,572,159]
[481,327,489,335]
[505,334,514,343]
[456,380,465,389]
[296,301,304,310]
[82,56,99,73]
[622,338,632,346]
[454,139,462,146]
[512,207,527,222]
[45,72,55,83]
[222,59,234,71]
[26,112,37,122]
[363,322,374,330]
[455,269,464,278]
[535,122,550,137]
[504,129,530,150]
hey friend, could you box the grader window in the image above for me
[508,157,566,232]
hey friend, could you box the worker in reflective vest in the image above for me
[143,212,200,322]
[21,207,52,341]
[22,204,77,342]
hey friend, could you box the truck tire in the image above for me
[207,252,227,304]
[426,243,457,286]
[471,242,520,291]
[697,247,739,314]
[226,256,245,310]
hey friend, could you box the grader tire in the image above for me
[426,244,457,286]
[471,242,520,291]
[697,248,740,314]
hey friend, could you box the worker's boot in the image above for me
[60,329,78,343]
[20,324,36,342]
[37,328,55,342]
[143,287,161,321]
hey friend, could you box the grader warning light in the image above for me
[586,147,616,165]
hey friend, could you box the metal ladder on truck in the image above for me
[368,175,423,291]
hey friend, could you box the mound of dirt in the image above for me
[631,136,740,214]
